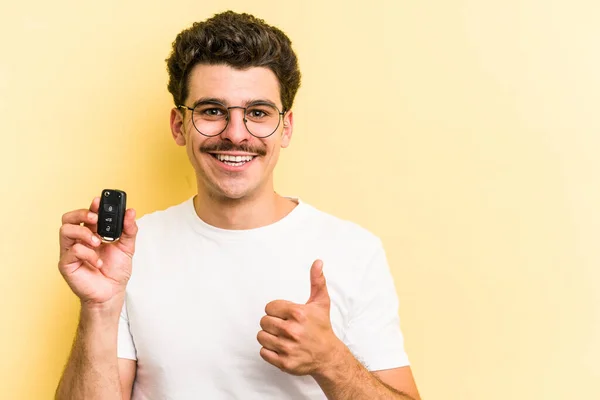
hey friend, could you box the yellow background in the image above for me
[1,1,598,399]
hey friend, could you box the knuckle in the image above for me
[257,331,268,346]
[60,223,85,241]
[259,316,268,329]
[282,340,297,355]
[279,342,290,355]
[290,307,306,322]
[72,243,91,258]
[71,243,84,255]
[285,324,302,341]
[61,210,76,224]
[280,358,294,371]
[265,301,275,314]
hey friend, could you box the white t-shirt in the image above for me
[118,196,409,400]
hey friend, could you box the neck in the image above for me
[192,186,297,230]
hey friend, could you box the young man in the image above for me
[55,11,420,400]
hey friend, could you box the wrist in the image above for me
[80,293,125,324]
[75,294,123,360]
[312,339,356,384]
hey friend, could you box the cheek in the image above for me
[264,143,282,165]
[185,136,204,166]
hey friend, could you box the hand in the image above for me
[257,260,344,376]
[58,196,138,306]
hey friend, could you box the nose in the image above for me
[219,107,251,143]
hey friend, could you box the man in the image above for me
[55,11,420,400]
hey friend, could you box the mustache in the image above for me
[200,141,267,156]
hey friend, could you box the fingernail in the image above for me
[88,212,97,221]
[92,235,100,244]
[97,259,103,267]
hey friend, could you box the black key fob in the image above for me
[97,189,127,242]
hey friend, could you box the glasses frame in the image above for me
[177,101,286,139]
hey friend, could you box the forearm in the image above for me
[312,345,415,400]
[55,298,123,400]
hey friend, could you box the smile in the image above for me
[207,152,258,170]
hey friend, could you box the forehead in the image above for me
[186,64,281,107]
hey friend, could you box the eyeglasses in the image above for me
[177,101,286,138]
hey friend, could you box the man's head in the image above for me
[166,11,301,201]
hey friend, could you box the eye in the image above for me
[246,105,276,121]
[203,107,225,116]
[250,109,266,118]
[194,103,227,120]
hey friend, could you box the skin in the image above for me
[55,197,138,400]
[258,259,421,399]
[170,64,297,231]
[55,64,420,400]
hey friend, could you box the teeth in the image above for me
[216,154,254,162]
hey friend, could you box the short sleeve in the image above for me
[344,241,410,371]
[117,297,137,360]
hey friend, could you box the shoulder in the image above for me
[299,200,384,255]
[131,197,195,253]
[135,197,192,233]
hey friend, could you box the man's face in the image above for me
[170,64,293,201]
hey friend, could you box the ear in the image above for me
[170,107,187,146]
[280,110,294,148]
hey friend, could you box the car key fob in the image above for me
[97,189,127,242]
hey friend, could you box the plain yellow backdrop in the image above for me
[1,1,599,399]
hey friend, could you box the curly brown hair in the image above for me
[166,11,301,112]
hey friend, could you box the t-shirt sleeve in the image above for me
[117,296,137,360]
[343,240,410,371]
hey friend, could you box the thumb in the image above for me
[117,208,138,254]
[306,259,330,306]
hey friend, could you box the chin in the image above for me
[197,168,263,201]
[212,183,257,201]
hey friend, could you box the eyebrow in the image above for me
[191,97,280,109]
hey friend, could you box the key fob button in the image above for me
[103,216,114,224]
[103,224,116,233]
[103,204,117,213]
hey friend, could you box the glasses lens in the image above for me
[192,103,228,137]
[245,104,281,138]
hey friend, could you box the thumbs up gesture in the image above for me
[257,260,344,376]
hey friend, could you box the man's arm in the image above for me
[372,366,420,399]
[118,358,137,400]
[312,344,420,400]
[55,199,139,399]
[55,297,134,400]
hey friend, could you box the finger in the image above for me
[259,347,283,369]
[83,197,101,232]
[306,259,330,307]
[117,208,138,252]
[265,300,297,320]
[59,224,101,254]
[59,243,103,273]
[61,208,98,227]
[256,330,284,353]
[59,218,100,253]
[260,315,286,336]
